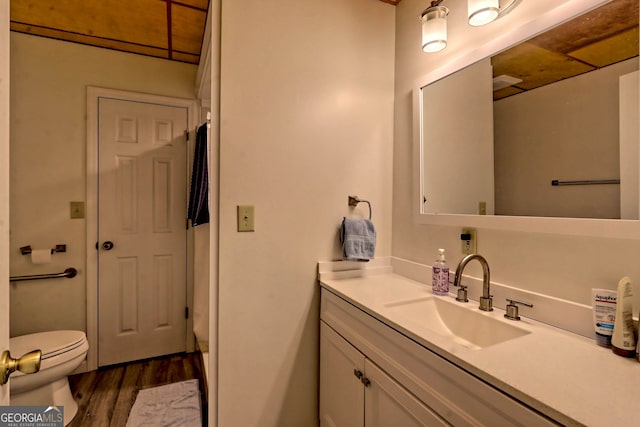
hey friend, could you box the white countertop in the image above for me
[320,272,640,427]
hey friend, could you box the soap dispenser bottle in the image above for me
[432,249,449,296]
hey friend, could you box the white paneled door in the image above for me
[98,98,188,366]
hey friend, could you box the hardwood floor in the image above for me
[67,352,207,427]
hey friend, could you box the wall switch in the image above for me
[237,205,255,232]
[70,201,85,219]
[461,228,477,255]
[478,201,487,215]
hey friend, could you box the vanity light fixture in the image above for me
[421,0,522,53]
[421,0,449,53]
[468,0,523,27]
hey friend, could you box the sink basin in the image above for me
[384,297,530,350]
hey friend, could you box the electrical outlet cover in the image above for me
[461,228,477,254]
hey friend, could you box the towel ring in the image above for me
[348,196,372,220]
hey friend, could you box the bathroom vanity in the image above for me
[319,259,640,426]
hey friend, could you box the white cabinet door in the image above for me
[364,360,450,427]
[321,321,449,427]
[320,322,365,427]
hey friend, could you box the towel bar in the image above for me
[10,268,77,283]
[348,196,372,220]
[551,179,620,186]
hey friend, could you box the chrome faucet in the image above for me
[453,254,493,312]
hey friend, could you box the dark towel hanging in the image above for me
[188,123,209,226]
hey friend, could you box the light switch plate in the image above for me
[237,205,255,232]
[70,201,85,219]
[478,201,487,215]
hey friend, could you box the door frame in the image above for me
[86,87,199,370]
[0,0,9,404]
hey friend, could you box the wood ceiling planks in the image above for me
[10,0,209,64]
[569,27,640,68]
[529,0,638,55]
[492,0,639,100]
[171,2,207,63]
[492,42,596,92]
[10,0,394,64]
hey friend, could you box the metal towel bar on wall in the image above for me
[551,179,620,186]
[10,268,78,283]
[348,196,372,220]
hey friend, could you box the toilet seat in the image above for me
[10,330,88,369]
[9,330,88,425]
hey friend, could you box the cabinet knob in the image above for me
[353,369,363,380]
[361,377,371,387]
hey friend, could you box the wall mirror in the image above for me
[413,0,640,239]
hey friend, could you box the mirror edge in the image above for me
[413,213,640,240]
[411,0,640,239]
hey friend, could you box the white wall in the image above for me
[9,33,198,337]
[217,0,395,425]
[393,0,640,311]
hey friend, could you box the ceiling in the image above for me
[9,0,637,82]
[9,0,397,65]
[492,0,639,100]
[10,0,209,65]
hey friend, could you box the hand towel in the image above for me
[340,218,376,262]
[188,123,209,226]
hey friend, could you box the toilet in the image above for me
[9,330,89,426]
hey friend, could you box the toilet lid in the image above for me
[10,330,87,360]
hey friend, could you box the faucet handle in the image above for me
[504,298,533,321]
[455,285,468,302]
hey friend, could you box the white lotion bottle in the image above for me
[432,248,449,296]
[611,276,636,358]
[592,288,617,348]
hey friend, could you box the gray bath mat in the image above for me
[126,379,202,426]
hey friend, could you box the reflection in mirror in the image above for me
[422,59,495,215]
[421,0,639,220]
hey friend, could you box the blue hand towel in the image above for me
[340,218,376,262]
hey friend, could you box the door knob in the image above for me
[0,349,42,385]
[102,241,114,251]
